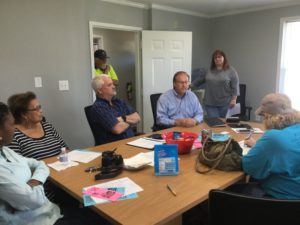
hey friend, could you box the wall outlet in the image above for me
[59,80,69,91]
[34,77,42,88]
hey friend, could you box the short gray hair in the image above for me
[91,74,110,92]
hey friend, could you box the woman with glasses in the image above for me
[7,91,67,160]
[0,102,111,225]
[6,91,68,202]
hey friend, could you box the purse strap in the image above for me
[195,137,232,174]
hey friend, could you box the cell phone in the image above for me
[147,134,163,140]
[226,117,240,123]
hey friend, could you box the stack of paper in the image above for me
[82,177,143,206]
[123,153,152,169]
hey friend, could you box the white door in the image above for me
[142,31,192,132]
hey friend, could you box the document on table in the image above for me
[124,152,152,169]
[82,177,143,205]
[127,137,165,149]
[238,140,252,155]
[226,103,241,118]
[47,161,79,171]
[67,150,102,163]
[232,127,264,134]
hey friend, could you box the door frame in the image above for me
[88,21,143,130]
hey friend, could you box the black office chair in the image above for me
[208,189,300,225]
[150,93,172,131]
[232,83,252,121]
[84,105,98,146]
[150,93,162,131]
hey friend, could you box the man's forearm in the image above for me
[112,122,130,134]
[124,112,140,125]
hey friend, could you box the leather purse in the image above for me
[195,136,243,174]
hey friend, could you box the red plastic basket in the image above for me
[162,131,198,154]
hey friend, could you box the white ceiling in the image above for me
[102,0,300,17]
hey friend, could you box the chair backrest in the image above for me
[233,83,252,121]
[84,105,98,146]
[150,93,162,131]
[209,189,300,225]
[237,83,246,116]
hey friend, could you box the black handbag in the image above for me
[195,136,243,174]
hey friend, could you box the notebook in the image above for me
[204,118,226,127]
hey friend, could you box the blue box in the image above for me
[154,144,179,176]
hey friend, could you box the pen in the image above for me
[244,129,253,140]
[167,184,177,196]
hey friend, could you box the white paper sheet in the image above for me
[226,103,241,118]
[238,140,252,155]
[47,161,79,171]
[127,137,165,149]
[67,150,102,163]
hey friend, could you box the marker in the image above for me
[167,184,177,196]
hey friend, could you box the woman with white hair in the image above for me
[242,93,300,199]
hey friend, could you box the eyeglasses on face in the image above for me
[175,81,190,85]
[27,105,42,112]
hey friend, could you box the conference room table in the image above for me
[44,121,264,225]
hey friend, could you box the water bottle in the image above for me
[59,147,68,165]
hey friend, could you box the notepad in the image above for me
[127,137,165,149]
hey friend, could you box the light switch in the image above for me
[34,77,42,88]
[59,80,69,91]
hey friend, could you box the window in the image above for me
[278,17,300,110]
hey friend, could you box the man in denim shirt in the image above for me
[90,75,140,145]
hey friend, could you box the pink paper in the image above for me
[193,139,202,149]
[84,187,123,201]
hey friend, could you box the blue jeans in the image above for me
[205,105,229,118]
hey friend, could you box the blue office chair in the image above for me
[208,189,300,225]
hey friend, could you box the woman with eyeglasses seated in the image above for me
[6,91,68,202]
[230,93,300,199]
[7,91,67,160]
[0,102,111,225]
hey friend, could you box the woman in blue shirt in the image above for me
[233,93,300,199]
[0,102,62,225]
[0,102,111,225]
